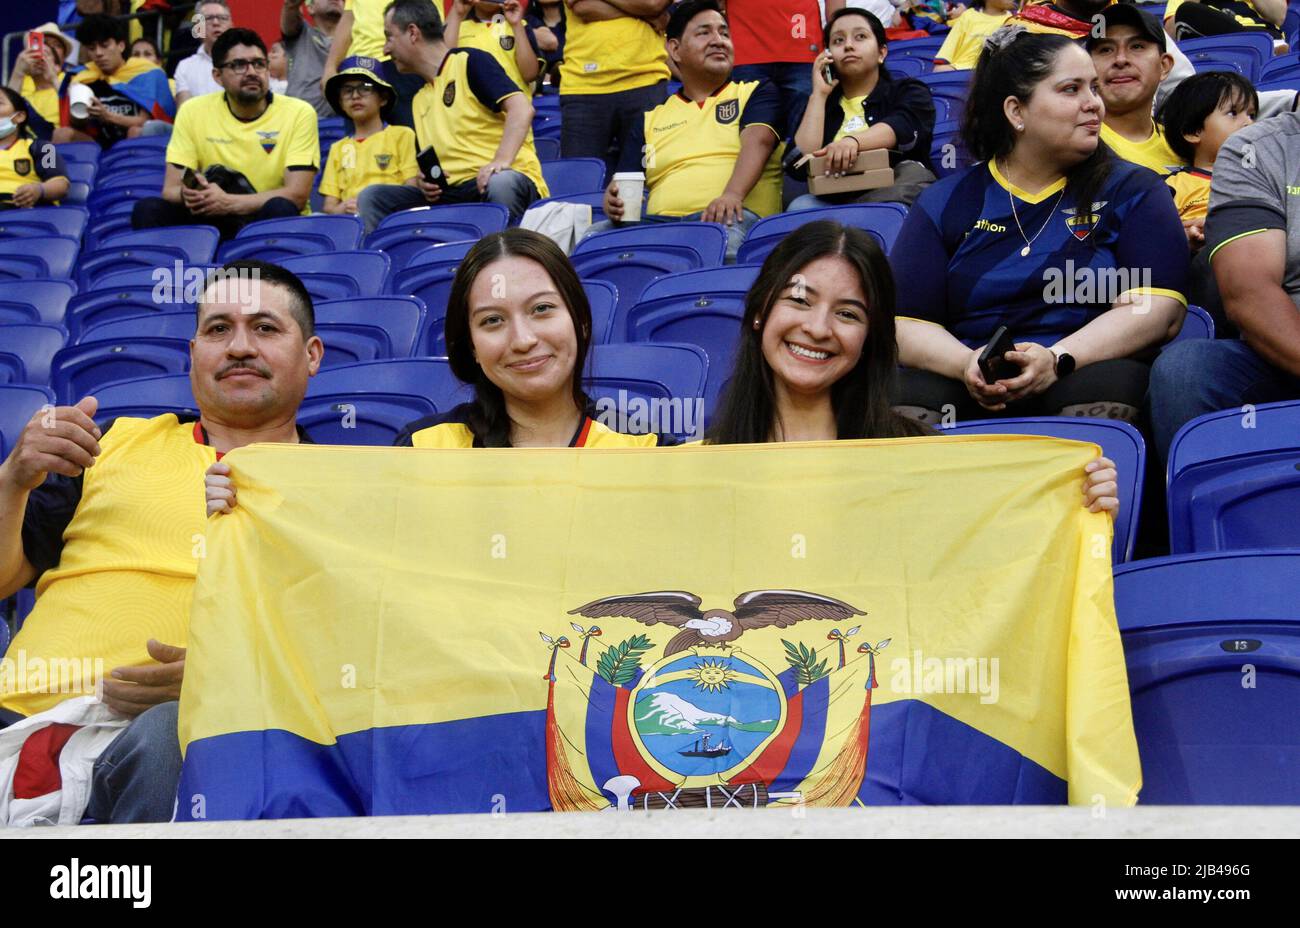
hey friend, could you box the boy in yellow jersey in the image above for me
[934,0,1017,70]
[323,0,428,127]
[1087,6,1186,175]
[591,0,783,262]
[560,0,672,175]
[6,23,74,128]
[0,262,322,823]
[131,29,320,238]
[0,89,69,208]
[320,56,419,228]
[359,0,547,227]
[445,0,545,92]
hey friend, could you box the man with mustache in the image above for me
[0,261,322,823]
[131,28,320,239]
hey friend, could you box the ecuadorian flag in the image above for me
[61,58,176,125]
[177,437,1140,819]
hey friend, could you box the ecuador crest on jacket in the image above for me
[176,438,1141,818]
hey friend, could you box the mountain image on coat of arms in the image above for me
[634,692,778,736]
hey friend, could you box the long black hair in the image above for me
[962,30,1112,213]
[706,221,930,445]
[444,228,593,447]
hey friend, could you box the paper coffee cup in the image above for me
[67,82,94,121]
[612,171,645,222]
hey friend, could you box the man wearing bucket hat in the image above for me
[5,23,78,128]
[320,56,419,218]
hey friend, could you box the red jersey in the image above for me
[728,0,825,65]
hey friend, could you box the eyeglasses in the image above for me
[200,13,232,23]
[219,57,269,74]
[339,82,379,98]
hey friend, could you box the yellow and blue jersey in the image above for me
[1166,166,1212,223]
[395,404,658,449]
[0,137,66,200]
[891,159,1190,347]
[456,17,543,92]
[319,124,419,202]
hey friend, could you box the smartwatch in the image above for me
[1051,346,1075,378]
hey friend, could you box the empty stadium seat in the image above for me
[1114,549,1300,803]
[317,297,426,358]
[55,141,102,165]
[585,343,710,441]
[303,358,470,444]
[65,286,192,341]
[737,204,909,264]
[941,416,1145,563]
[618,265,759,412]
[387,245,474,328]
[88,264,220,293]
[63,181,91,206]
[96,168,166,191]
[584,279,618,347]
[1167,400,1300,554]
[278,251,392,300]
[1260,52,1300,83]
[218,214,366,263]
[365,204,510,271]
[0,352,27,384]
[1167,304,1215,346]
[0,279,78,326]
[391,238,477,280]
[931,121,974,179]
[540,158,606,197]
[62,160,98,188]
[0,322,68,384]
[885,56,929,78]
[0,207,89,243]
[78,226,221,291]
[77,311,196,344]
[91,373,197,422]
[572,223,728,317]
[535,137,562,161]
[0,384,56,460]
[0,235,78,280]
[97,136,168,170]
[50,338,192,403]
[890,36,945,60]
[84,214,135,251]
[1180,33,1273,82]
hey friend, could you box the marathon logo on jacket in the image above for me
[49,859,151,908]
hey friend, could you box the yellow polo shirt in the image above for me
[456,17,543,92]
[1101,121,1186,175]
[559,14,670,95]
[319,124,418,201]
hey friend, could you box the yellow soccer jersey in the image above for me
[19,76,59,126]
[1101,121,1186,175]
[0,137,65,199]
[935,9,1012,69]
[559,14,670,95]
[320,124,418,201]
[345,0,391,60]
[1166,167,1212,222]
[457,17,543,92]
[166,91,320,213]
[412,48,547,195]
[638,80,783,218]
[402,409,660,448]
[836,94,868,140]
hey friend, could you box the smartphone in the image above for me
[822,61,837,85]
[416,146,447,189]
[182,167,202,190]
[977,325,1019,384]
[27,31,45,58]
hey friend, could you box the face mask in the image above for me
[0,118,16,140]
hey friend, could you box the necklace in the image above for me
[1001,160,1065,257]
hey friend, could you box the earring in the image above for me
[1017,124,1025,131]
[752,319,761,330]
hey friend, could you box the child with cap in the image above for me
[320,56,419,218]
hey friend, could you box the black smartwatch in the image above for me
[1052,348,1075,378]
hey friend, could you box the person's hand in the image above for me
[948,2,968,17]
[1084,455,1119,516]
[186,175,233,216]
[812,50,838,96]
[603,178,625,223]
[11,182,44,208]
[452,0,475,13]
[701,190,745,225]
[1183,217,1205,250]
[205,460,237,516]
[0,396,101,491]
[14,48,35,78]
[476,159,510,194]
[998,342,1058,403]
[87,97,109,123]
[342,196,358,214]
[503,0,524,25]
[961,348,1010,411]
[102,639,186,717]
[417,176,443,203]
[813,136,860,176]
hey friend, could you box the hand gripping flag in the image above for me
[177,437,1140,819]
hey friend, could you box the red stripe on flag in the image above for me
[13,723,82,800]
[729,689,803,785]
[610,688,675,794]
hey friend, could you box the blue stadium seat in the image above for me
[62,160,98,188]
[0,384,56,461]
[1114,549,1300,804]
[96,168,165,192]
[86,185,157,216]
[98,135,168,165]
[737,204,908,264]
[56,141,102,165]
[218,214,365,263]
[918,71,970,126]
[391,238,477,279]
[1167,400,1300,554]
[84,214,135,251]
[0,279,78,326]
[0,206,90,242]
[63,181,91,206]
[1166,304,1215,346]
[535,136,562,161]
[533,109,562,140]
[585,343,709,442]
[1260,52,1300,83]
[77,311,196,344]
[78,226,221,290]
[0,323,68,384]
[0,352,28,384]
[1256,76,1300,94]
[317,297,425,358]
[91,373,197,422]
[890,36,945,60]
[0,235,78,280]
[931,120,974,179]
[619,265,759,412]
[572,223,728,318]
[885,56,929,78]
[527,191,607,223]
[278,251,392,300]
[365,204,510,271]
[387,247,472,327]
[303,358,470,444]
[50,338,192,403]
[66,286,193,341]
[584,279,618,346]
[1180,33,1273,82]
[541,158,606,197]
[941,417,1145,563]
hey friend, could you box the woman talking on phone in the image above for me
[786,8,937,209]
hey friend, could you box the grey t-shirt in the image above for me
[285,23,333,120]
[1206,112,1300,309]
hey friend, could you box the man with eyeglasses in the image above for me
[132,28,320,238]
[175,0,234,107]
